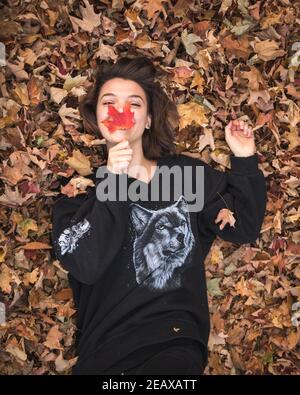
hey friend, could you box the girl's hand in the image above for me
[215,208,236,230]
[225,119,256,157]
[107,139,133,174]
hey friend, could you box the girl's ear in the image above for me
[146,114,152,129]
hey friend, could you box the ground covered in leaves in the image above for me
[0,0,299,375]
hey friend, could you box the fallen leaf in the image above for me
[65,149,92,176]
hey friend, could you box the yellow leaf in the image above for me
[23,268,39,286]
[50,87,68,104]
[210,245,223,265]
[14,82,30,106]
[0,264,13,293]
[177,101,208,130]
[0,245,7,263]
[63,75,88,92]
[17,219,38,238]
[65,149,92,176]
[235,276,256,298]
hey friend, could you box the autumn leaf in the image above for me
[58,104,81,126]
[50,87,68,104]
[0,264,13,294]
[43,325,63,350]
[101,102,135,132]
[22,242,52,250]
[207,278,223,297]
[177,101,208,130]
[22,268,39,286]
[5,337,27,363]
[65,149,92,176]
[254,39,286,62]
[16,218,38,238]
[69,0,101,33]
[55,351,78,373]
[0,151,35,186]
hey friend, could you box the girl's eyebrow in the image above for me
[100,93,144,102]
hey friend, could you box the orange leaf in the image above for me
[22,242,52,250]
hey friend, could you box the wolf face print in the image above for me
[129,195,196,291]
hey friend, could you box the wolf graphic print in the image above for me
[129,195,196,291]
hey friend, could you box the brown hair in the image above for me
[78,56,178,160]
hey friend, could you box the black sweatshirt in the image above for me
[51,153,267,374]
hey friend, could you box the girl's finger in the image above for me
[116,155,132,162]
[215,214,222,223]
[219,220,226,230]
[110,148,133,157]
[110,140,129,151]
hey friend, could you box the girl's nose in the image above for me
[114,103,126,112]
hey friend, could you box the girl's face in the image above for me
[96,78,151,144]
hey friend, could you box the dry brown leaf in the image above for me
[65,149,92,176]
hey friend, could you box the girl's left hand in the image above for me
[225,119,256,157]
[215,208,236,230]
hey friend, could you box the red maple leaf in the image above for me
[101,102,135,133]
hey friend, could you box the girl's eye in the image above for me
[103,102,141,107]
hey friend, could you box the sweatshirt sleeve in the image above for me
[197,153,267,244]
[51,171,130,285]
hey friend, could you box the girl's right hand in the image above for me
[107,139,133,175]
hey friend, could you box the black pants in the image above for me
[109,339,205,375]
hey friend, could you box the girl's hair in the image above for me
[78,56,178,160]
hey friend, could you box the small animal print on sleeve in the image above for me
[58,218,91,255]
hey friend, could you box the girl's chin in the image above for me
[110,129,131,138]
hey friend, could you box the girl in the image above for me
[51,56,267,375]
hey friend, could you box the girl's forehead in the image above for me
[100,78,146,98]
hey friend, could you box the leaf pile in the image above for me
[0,0,299,375]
